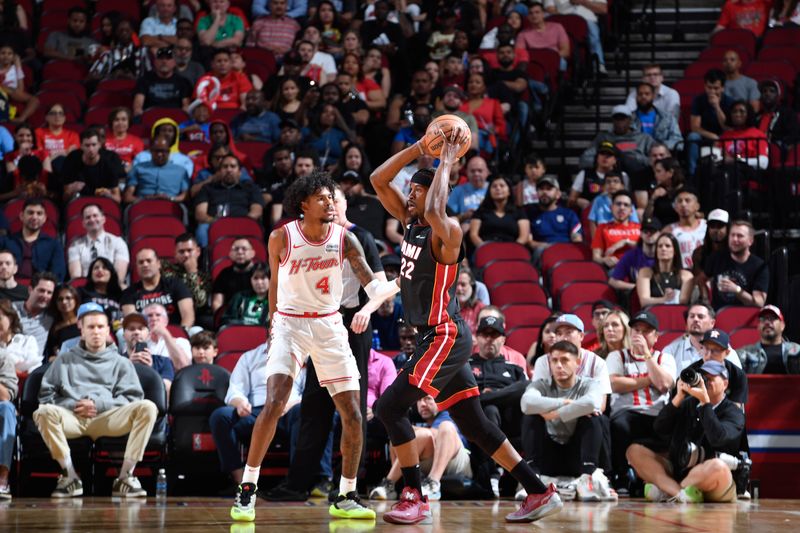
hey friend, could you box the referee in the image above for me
[266,183,386,501]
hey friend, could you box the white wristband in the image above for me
[365,279,400,302]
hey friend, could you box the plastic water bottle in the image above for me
[372,330,382,351]
[156,468,167,499]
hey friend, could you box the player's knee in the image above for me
[626,443,645,465]
[339,403,362,428]
[703,458,731,478]
[373,394,395,424]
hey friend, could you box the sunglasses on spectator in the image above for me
[156,47,174,59]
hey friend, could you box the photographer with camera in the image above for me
[626,331,745,503]
[679,328,748,406]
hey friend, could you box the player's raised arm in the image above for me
[425,128,468,253]
[266,227,286,326]
[370,142,427,222]
[343,231,400,305]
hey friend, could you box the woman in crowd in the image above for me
[271,76,308,127]
[35,103,79,161]
[44,285,80,360]
[308,103,356,169]
[455,267,485,337]
[341,52,386,112]
[2,124,52,201]
[341,30,363,58]
[312,0,345,57]
[526,313,563,373]
[362,47,392,100]
[596,309,632,359]
[105,107,144,173]
[644,157,685,226]
[636,233,694,306]
[335,143,372,189]
[469,175,530,247]
[79,257,124,329]
[460,72,506,154]
[222,263,270,327]
[0,299,39,374]
[719,100,769,170]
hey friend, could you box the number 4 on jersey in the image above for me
[316,276,331,294]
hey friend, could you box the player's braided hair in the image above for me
[283,171,339,219]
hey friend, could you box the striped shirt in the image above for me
[606,348,676,418]
[248,16,300,57]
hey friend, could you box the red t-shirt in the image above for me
[719,127,768,159]
[105,134,145,165]
[592,220,642,259]
[717,0,771,36]
[35,128,80,158]
[214,71,254,110]
[355,78,381,102]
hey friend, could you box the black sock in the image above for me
[511,460,547,494]
[401,465,422,493]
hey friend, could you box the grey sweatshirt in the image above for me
[521,376,604,444]
[0,354,18,402]
[39,343,143,414]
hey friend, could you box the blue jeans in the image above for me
[0,401,15,469]
[586,20,606,66]
[195,223,210,248]
[687,132,703,176]
[209,403,333,477]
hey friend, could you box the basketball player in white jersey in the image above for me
[664,188,706,268]
[231,173,399,523]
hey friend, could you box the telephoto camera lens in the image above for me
[680,367,702,387]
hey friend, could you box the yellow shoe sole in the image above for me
[230,506,256,522]
[328,504,376,520]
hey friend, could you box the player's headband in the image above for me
[410,168,435,188]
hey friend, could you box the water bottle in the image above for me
[156,468,167,499]
[372,329,382,351]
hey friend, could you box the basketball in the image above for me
[422,114,471,158]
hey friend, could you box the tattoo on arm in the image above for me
[344,232,377,287]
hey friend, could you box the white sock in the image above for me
[119,459,136,478]
[339,476,357,496]
[59,457,78,480]
[242,465,260,485]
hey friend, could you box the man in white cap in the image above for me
[741,305,800,374]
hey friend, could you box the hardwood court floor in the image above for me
[0,497,796,532]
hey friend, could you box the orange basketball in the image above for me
[422,114,471,159]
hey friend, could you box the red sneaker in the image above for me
[505,483,563,523]
[382,487,432,525]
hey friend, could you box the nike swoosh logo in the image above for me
[293,244,303,249]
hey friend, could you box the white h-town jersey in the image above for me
[277,220,346,315]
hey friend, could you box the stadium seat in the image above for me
[683,60,724,79]
[96,0,141,22]
[216,351,244,373]
[217,325,268,353]
[96,79,137,93]
[125,198,189,226]
[506,326,540,354]
[482,260,539,289]
[654,329,684,351]
[208,217,264,247]
[743,60,796,91]
[142,107,190,133]
[4,198,60,224]
[42,0,85,10]
[501,303,552,331]
[40,80,87,103]
[84,106,118,127]
[88,90,133,109]
[571,302,594,332]
[647,304,689,331]
[66,196,122,224]
[559,281,616,311]
[131,237,179,274]
[129,216,187,242]
[168,364,230,493]
[42,60,89,82]
[65,216,122,245]
[210,236,268,266]
[715,306,760,332]
[710,28,757,58]
[540,243,591,275]
[730,327,760,349]
[528,47,563,90]
[547,14,589,75]
[698,45,752,65]
[762,26,800,48]
[757,46,800,72]
[549,261,607,298]
[489,281,548,307]
[237,141,272,170]
[474,242,531,270]
[240,47,277,80]
[210,109,241,123]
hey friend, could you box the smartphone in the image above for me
[134,342,148,353]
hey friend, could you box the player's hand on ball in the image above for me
[351,309,370,334]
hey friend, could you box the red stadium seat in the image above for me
[95,0,141,22]
[528,47,563,91]
[69,277,87,289]
[654,330,684,351]
[208,217,264,247]
[89,91,133,109]
[501,304,552,331]
[672,78,705,99]
[66,196,122,223]
[762,26,800,48]
[571,302,594,332]
[167,325,189,340]
[547,14,589,74]
[42,60,89,82]
[39,11,70,32]
[647,304,689,332]
[216,351,244,373]
[84,106,118,127]
[241,48,277,80]
[683,60,724,79]
[237,141,272,170]
[210,109,241,123]
[506,327,540,354]
[129,216,187,242]
[549,261,607,297]
[218,325,268,353]
[65,217,122,245]
[757,46,800,72]
[489,281,548,307]
[474,242,531,269]
[698,45,752,65]
[210,237,268,266]
[40,81,87,103]
[715,306,760,332]
[710,28,757,58]
[131,238,178,282]
[730,327,759,349]
[212,258,234,282]
[540,243,591,275]
[42,0,85,10]
[125,199,189,225]
[142,108,190,133]
[482,260,539,289]
[35,91,82,121]
[743,61,796,90]
[96,79,137,93]
[559,281,616,311]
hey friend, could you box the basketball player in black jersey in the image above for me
[370,127,563,524]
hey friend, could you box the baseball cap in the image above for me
[477,316,505,336]
[336,169,361,183]
[630,310,659,331]
[536,175,559,189]
[280,118,300,130]
[611,104,632,118]
[592,299,615,313]
[122,312,148,329]
[555,314,584,333]
[77,302,105,320]
[597,141,618,156]
[700,359,729,379]
[442,85,466,98]
[702,328,729,349]
[641,216,663,232]
[708,208,730,225]
[759,304,784,322]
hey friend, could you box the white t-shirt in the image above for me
[532,348,613,394]
[1,65,23,90]
[311,50,337,77]
[544,0,607,23]
[606,348,676,418]
[666,219,707,269]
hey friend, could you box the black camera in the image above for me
[680,367,702,387]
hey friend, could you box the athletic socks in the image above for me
[119,458,136,478]
[510,460,548,495]
[401,465,423,493]
[242,464,260,485]
[58,456,79,480]
[339,476,357,496]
